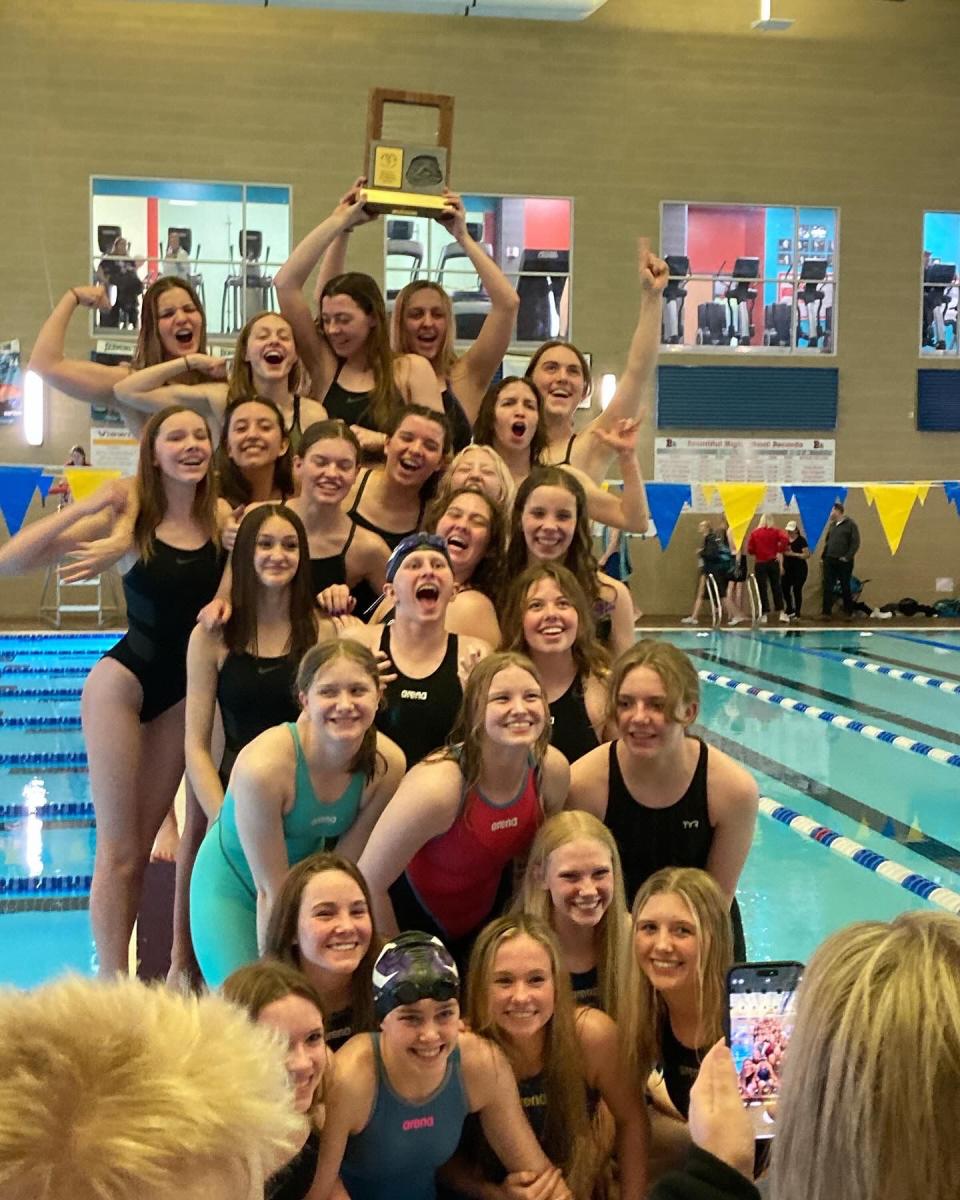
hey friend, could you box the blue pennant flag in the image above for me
[646,482,691,551]
[781,484,848,549]
[945,481,960,514]
[0,466,43,536]
[36,474,56,500]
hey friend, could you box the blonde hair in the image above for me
[620,867,732,1095]
[439,444,515,507]
[0,975,302,1200]
[606,639,700,728]
[466,915,596,1198]
[771,911,960,1200]
[514,811,627,1020]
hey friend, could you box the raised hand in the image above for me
[638,236,669,296]
[185,353,229,379]
[435,189,468,242]
[59,529,132,582]
[71,284,113,311]
[591,416,642,457]
[336,177,378,230]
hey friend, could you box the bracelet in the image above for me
[69,287,81,305]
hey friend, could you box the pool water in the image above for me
[1,628,958,985]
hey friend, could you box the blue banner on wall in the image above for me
[646,482,691,550]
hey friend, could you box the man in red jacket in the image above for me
[745,515,790,624]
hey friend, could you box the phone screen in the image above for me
[727,961,803,1139]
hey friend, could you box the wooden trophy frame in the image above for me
[361,88,455,217]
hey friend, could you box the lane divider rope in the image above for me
[840,657,960,695]
[0,665,89,676]
[760,796,960,914]
[0,873,92,896]
[0,716,82,729]
[698,670,960,768]
[0,688,83,699]
[0,801,94,819]
[0,751,87,766]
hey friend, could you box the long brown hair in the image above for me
[227,310,305,401]
[474,376,549,468]
[296,642,383,781]
[320,273,399,431]
[437,651,550,795]
[223,505,318,658]
[499,562,609,680]
[621,867,733,1096]
[466,914,596,1197]
[132,276,207,370]
[524,339,593,401]
[505,467,600,611]
[390,280,458,379]
[422,485,506,600]
[133,406,218,562]
[217,395,294,506]
[263,852,379,1038]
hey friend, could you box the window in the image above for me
[921,212,960,356]
[90,177,291,339]
[660,203,839,355]
[382,194,572,348]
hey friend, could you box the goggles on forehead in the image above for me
[384,532,452,582]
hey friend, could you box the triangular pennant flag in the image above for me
[646,483,691,551]
[64,467,122,505]
[945,481,960,514]
[36,474,56,500]
[0,466,43,536]
[715,483,767,551]
[916,483,931,505]
[700,483,717,504]
[781,485,847,549]
[907,818,924,844]
[862,484,921,554]
[882,816,896,839]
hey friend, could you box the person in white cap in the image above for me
[781,519,809,619]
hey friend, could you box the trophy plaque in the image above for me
[361,89,454,217]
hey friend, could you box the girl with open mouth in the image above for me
[439,913,648,1200]
[357,652,568,971]
[216,395,294,507]
[473,376,650,538]
[189,640,405,987]
[347,530,491,771]
[367,485,505,649]
[114,309,327,452]
[500,562,610,764]
[224,960,332,1200]
[524,238,668,483]
[516,810,629,1018]
[274,183,444,459]
[0,406,230,979]
[505,466,637,659]
[265,851,380,1054]
[310,931,572,1200]
[438,443,516,509]
[566,640,758,963]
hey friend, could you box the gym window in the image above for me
[921,212,960,356]
[90,177,292,340]
[660,203,838,355]
[382,194,573,349]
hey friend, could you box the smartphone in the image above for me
[725,961,803,1139]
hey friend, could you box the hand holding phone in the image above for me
[725,960,803,1139]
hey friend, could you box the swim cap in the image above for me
[372,931,459,1020]
[384,532,452,583]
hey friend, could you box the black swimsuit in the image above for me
[266,1128,319,1200]
[310,522,380,620]
[549,675,599,764]
[322,361,385,432]
[216,648,301,785]
[376,627,462,767]
[442,384,472,454]
[346,469,425,552]
[104,539,223,723]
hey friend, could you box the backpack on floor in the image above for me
[934,598,960,618]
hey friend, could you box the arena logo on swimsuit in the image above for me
[490,817,519,832]
[401,689,429,700]
[311,814,340,826]
[402,1116,435,1131]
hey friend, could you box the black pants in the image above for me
[822,556,854,615]
[782,566,807,616]
[755,560,784,614]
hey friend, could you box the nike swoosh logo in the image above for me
[257,663,284,674]
[175,556,197,565]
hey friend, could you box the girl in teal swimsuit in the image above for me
[190,640,405,986]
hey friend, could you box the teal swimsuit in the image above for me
[340,1034,470,1200]
[190,721,365,986]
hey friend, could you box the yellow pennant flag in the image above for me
[64,467,123,505]
[916,483,931,505]
[862,484,921,554]
[700,483,717,504]
[715,483,767,552]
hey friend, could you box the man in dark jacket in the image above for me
[820,501,860,618]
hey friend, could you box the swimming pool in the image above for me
[1,627,957,986]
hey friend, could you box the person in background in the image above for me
[97,235,145,329]
[780,519,809,619]
[682,521,743,627]
[820,501,860,620]
[164,230,192,279]
[0,975,302,1200]
[745,515,790,625]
